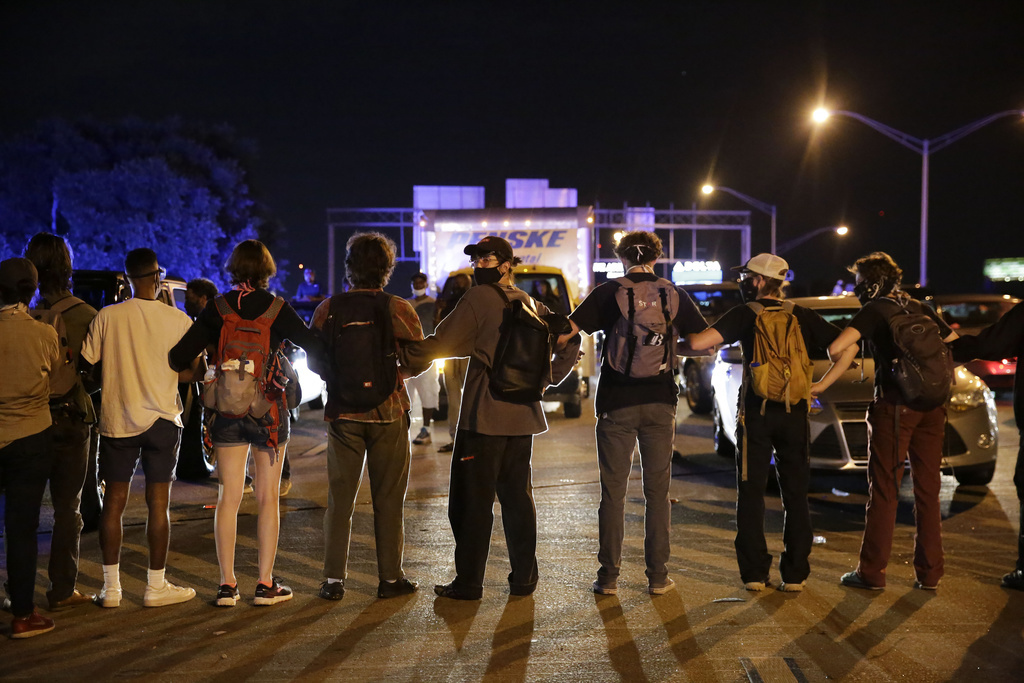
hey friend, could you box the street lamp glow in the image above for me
[836,225,849,235]
[812,107,831,123]
[701,184,714,195]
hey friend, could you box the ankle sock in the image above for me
[147,568,166,589]
[327,578,343,585]
[102,564,121,591]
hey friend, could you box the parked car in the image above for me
[678,281,744,413]
[709,295,999,486]
[931,294,1021,390]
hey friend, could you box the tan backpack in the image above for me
[746,301,814,414]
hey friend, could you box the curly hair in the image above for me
[614,230,663,267]
[225,240,276,288]
[848,251,902,287]
[24,233,74,294]
[346,232,396,289]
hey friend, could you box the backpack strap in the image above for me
[261,296,286,322]
[49,295,87,316]
[488,282,512,307]
[214,295,234,318]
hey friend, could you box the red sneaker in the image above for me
[11,611,55,639]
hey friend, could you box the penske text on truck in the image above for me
[417,207,596,418]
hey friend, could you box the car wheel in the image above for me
[684,362,713,414]
[712,398,736,459]
[954,462,996,486]
[564,399,583,419]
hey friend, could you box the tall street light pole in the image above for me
[812,107,1023,286]
[701,184,777,255]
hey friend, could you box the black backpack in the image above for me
[884,298,954,410]
[488,284,552,403]
[322,291,398,413]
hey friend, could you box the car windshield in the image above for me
[515,274,571,314]
[807,307,866,360]
[939,300,1015,328]
[686,287,743,319]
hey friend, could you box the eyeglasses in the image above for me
[471,254,500,267]
[129,267,166,281]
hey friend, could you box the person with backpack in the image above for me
[825,251,956,591]
[80,248,200,609]
[399,235,581,600]
[23,233,98,611]
[170,240,320,607]
[307,232,424,601]
[950,302,1024,590]
[558,230,708,595]
[686,253,853,593]
[0,258,60,638]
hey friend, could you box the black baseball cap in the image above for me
[463,236,514,264]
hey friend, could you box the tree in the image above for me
[0,117,268,291]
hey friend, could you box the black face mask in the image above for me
[474,266,503,286]
[738,277,759,304]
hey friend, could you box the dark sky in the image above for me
[2,0,1023,293]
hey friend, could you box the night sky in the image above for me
[2,1,1023,294]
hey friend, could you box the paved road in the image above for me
[2,398,1023,681]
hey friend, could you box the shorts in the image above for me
[208,399,290,446]
[99,418,181,484]
[406,367,439,409]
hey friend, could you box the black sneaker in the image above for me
[1001,568,1024,591]
[215,584,240,607]
[253,578,293,606]
[433,581,482,601]
[377,578,418,599]
[318,580,345,601]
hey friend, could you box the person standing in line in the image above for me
[0,258,60,638]
[825,251,956,591]
[170,240,321,606]
[309,232,422,601]
[950,301,1024,590]
[686,253,853,593]
[400,236,581,600]
[80,248,200,608]
[558,231,708,595]
[23,233,98,611]
[406,272,439,446]
[435,272,472,453]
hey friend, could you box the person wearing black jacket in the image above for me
[950,301,1024,590]
[170,240,324,607]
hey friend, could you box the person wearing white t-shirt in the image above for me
[80,248,202,609]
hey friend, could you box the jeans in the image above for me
[594,403,675,584]
[46,408,91,602]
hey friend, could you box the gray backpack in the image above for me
[604,277,679,378]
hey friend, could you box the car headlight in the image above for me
[947,387,988,412]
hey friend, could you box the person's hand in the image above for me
[810,381,825,399]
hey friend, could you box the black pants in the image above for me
[46,408,91,602]
[0,428,54,617]
[734,401,812,584]
[448,429,538,594]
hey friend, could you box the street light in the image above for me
[701,184,777,255]
[812,107,1024,286]
[776,225,849,256]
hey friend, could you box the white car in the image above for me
[709,295,1000,486]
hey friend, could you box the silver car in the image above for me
[678,281,743,413]
[709,295,999,486]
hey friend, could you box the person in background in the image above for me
[0,258,60,638]
[406,272,439,446]
[294,267,324,302]
[184,278,218,319]
[23,233,98,611]
[170,240,322,607]
[80,248,200,609]
[435,272,471,453]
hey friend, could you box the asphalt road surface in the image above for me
[2,396,1023,681]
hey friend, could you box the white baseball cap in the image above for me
[732,253,790,279]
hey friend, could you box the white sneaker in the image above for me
[648,578,676,595]
[96,586,122,608]
[744,580,770,592]
[412,428,431,445]
[778,581,805,593]
[143,580,196,607]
